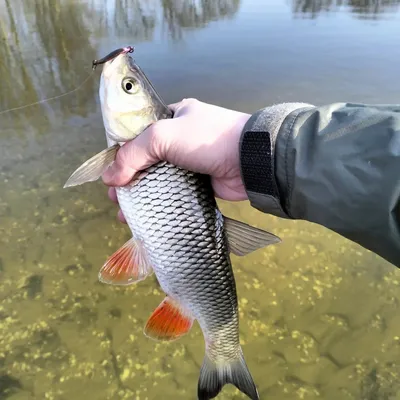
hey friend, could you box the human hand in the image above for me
[103,98,250,197]
[102,98,251,223]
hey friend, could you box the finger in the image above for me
[168,101,182,112]
[108,187,118,204]
[118,209,127,224]
[168,98,197,113]
[102,120,171,187]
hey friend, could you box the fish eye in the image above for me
[122,78,139,94]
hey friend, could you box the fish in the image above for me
[64,47,281,399]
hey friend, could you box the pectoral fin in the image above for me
[224,216,281,256]
[63,144,119,188]
[98,237,153,285]
[144,296,194,341]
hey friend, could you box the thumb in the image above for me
[102,154,136,187]
[102,120,169,186]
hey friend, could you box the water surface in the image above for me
[1,1,400,399]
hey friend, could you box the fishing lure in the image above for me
[92,46,134,70]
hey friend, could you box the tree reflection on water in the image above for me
[161,0,241,39]
[0,0,241,128]
[291,0,400,19]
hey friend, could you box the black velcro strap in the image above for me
[240,130,277,197]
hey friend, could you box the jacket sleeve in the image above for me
[239,102,400,268]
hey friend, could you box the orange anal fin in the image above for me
[98,237,153,285]
[144,296,194,341]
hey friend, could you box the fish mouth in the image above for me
[92,46,134,70]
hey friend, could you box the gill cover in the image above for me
[99,52,172,143]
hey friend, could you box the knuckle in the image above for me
[116,142,132,165]
[115,146,126,164]
[169,98,199,116]
[181,97,198,106]
[148,121,164,157]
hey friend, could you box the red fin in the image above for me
[144,297,194,341]
[98,238,153,285]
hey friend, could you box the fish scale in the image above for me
[117,161,240,347]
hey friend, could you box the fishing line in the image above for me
[0,68,96,116]
[0,46,134,116]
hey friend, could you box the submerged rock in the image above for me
[23,274,43,299]
[0,374,22,398]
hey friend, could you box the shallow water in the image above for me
[1,0,400,399]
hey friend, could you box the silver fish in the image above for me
[64,48,281,399]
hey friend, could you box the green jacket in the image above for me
[239,102,400,267]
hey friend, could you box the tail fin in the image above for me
[197,351,259,400]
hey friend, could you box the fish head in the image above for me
[99,52,172,143]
